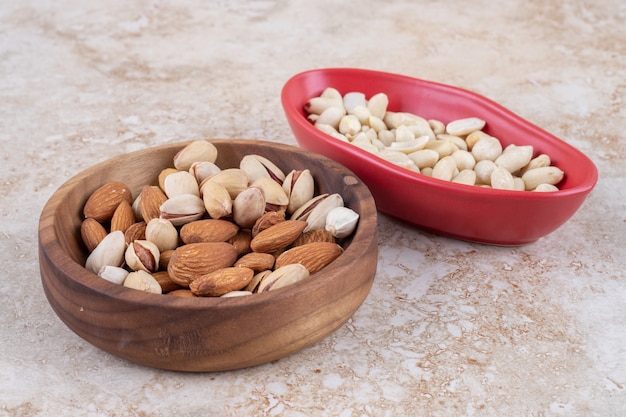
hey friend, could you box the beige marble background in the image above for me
[1,0,625,416]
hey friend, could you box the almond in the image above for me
[234,252,275,272]
[167,242,238,287]
[124,221,147,244]
[180,219,239,244]
[110,200,136,233]
[251,211,285,237]
[168,289,196,297]
[274,242,343,274]
[83,181,133,222]
[152,270,184,293]
[139,185,168,222]
[292,229,336,247]
[228,229,252,256]
[250,220,307,253]
[80,217,108,252]
[190,267,254,297]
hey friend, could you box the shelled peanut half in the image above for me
[80,140,360,297]
[305,88,564,192]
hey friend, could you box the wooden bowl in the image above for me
[282,68,598,245]
[38,139,378,372]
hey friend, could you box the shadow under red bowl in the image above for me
[281,67,598,245]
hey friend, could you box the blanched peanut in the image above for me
[471,135,503,161]
[315,106,345,129]
[428,119,446,135]
[520,153,551,175]
[452,150,476,171]
[306,90,565,192]
[343,92,367,113]
[474,160,497,185]
[432,155,457,181]
[425,140,456,159]
[521,166,564,190]
[437,134,468,151]
[408,149,440,169]
[445,117,486,136]
[367,93,389,119]
[452,169,477,185]
[338,115,361,136]
[533,183,559,192]
[494,145,533,173]
[491,167,515,190]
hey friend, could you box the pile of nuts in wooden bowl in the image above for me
[38,139,378,372]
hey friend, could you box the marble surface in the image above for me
[1,0,625,416]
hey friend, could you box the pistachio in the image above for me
[291,194,328,222]
[325,206,360,239]
[173,140,218,171]
[304,193,344,232]
[245,270,271,293]
[251,177,289,213]
[98,265,129,285]
[159,194,205,226]
[85,230,126,274]
[125,239,160,273]
[240,154,285,185]
[283,169,315,215]
[158,168,179,192]
[163,170,200,198]
[145,218,179,252]
[233,186,266,228]
[189,161,221,184]
[201,180,232,219]
[202,168,249,199]
[123,270,162,294]
[257,264,310,293]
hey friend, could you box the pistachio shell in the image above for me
[283,169,315,215]
[201,180,233,219]
[145,218,179,252]
[173,140,218,171]
[233,186,266,228]
[159,194,205,226]
[189,161,221,184]
[240,154,286,185]
[325,206,360,239]
[85,231,126,274]
[97,265,129,285]
[202,168,249,199]
[304,193,344,232]
[251,177,289,208]
[123,270,162,294]
[125,239,160,273]
[257,263,310,292]
[163,170,200,198]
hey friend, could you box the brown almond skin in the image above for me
[139,185,168,222]
[159,249,174,271]
[189,267,254,297]
[180,219,239,244]
[110,200,136,233]
[83,181,133,222]
[152,270,184,293]
[274,242,343,274]
[251,211,285,237]
[228,230,252,256]
[80,217,108,252]
[250,220,307,253]
[167,242,238,287]
[124,221,147,244]
[234,252,275,272]
[292,229,336,247]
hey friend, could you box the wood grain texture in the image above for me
[38,139,378,372]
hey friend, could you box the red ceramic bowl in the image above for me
[281,68,598,245]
